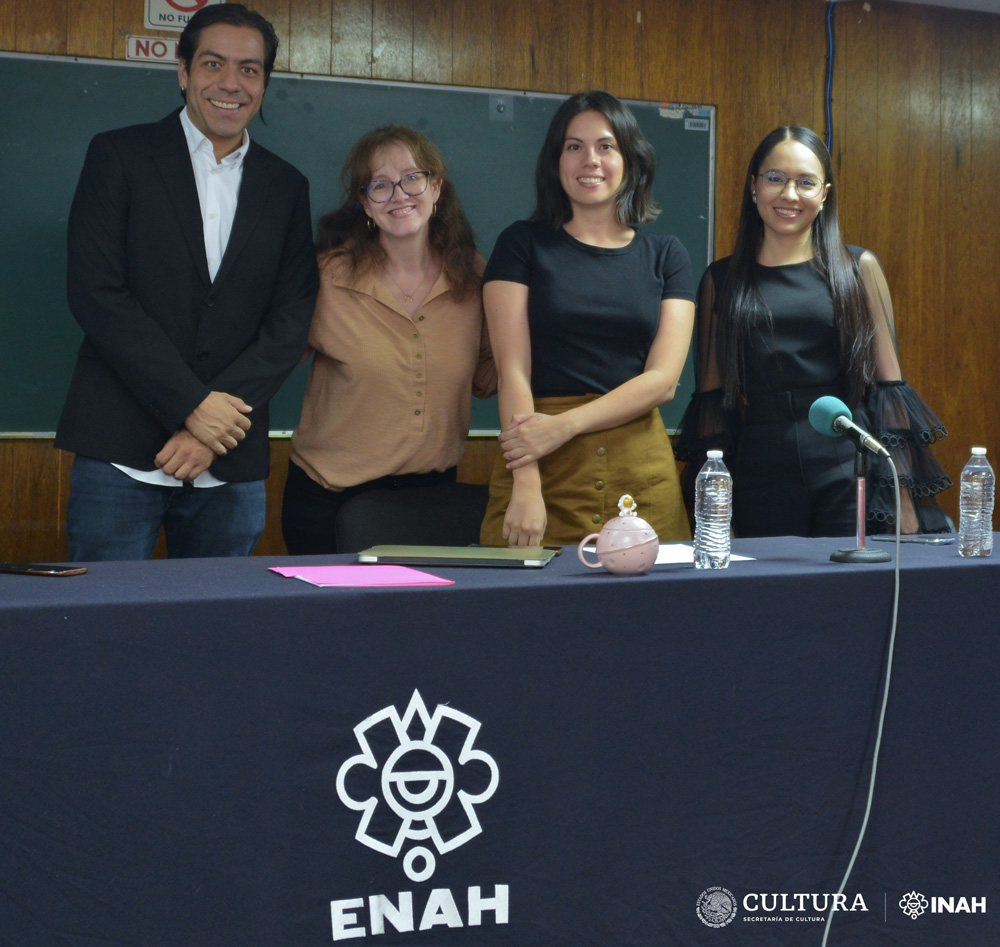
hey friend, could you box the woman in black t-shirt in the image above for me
[677,125,950,537]
[479,89,696,547]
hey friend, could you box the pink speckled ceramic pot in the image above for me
[576,495,659,576]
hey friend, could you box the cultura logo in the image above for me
[336,690,499,881]
[900,891,928,919]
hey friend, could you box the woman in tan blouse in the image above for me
[282,127,495,554]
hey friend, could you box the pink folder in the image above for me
[269,564,453,588]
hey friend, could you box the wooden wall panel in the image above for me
[290,0,333,75]
[833,2,880,249]
[0,0,14,50]
[936,12,974,469]
[5,0,1000,555]
[329,0,371,77]
[16,0,67,54]
[710,0,772,259]
[638,2,676,103]
[251,0,292,72]
[412,0,452,85]
[562,2,600,93]
[67,0,114,59]
[490,0,532,91]
[0,441,66,563]
[902,9,943,396]
[873,8,912,367]
[528,0,569,94]
[371,0,412,81]
[675,0,716,105]
[451,0,491,88]
[598,3,642,99]
[114,0,156,61]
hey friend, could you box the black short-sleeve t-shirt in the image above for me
[483,220,695,397]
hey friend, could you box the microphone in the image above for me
[808,396,891,459]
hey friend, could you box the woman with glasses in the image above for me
[479,90,696,547]
[281,126,495,554]
[677,125,950,537]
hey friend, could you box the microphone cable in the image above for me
[820,458,902,947]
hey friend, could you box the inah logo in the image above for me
[900,891,928,919]
[337,690,499,881]
[697,887,738,927]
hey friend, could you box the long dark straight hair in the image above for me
[716,125,875,409]
[531,90,660,228]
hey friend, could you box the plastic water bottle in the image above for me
[693,450,732,569]
[958,447,994,557]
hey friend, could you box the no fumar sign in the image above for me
[145,0,224,32]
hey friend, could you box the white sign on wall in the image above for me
[126,35,180,63]
[144,0,225,33]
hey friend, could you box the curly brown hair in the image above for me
[316,126,480,300]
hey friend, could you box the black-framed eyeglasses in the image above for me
[362,171,432,203]
[758,169,825,199]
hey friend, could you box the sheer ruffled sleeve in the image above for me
[853,250,953,531]
[857,380,953,531]
[674,265,741,463]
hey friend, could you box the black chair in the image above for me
[334,482,490,553]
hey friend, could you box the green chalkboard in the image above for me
[0,53,714,434]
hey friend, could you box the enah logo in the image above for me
[332,691,505,941]
[331,887,509,941]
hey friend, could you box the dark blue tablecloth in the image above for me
[1,536,997,946]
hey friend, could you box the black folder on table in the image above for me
[356,545,561,568]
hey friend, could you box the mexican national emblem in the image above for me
[696,887,738,927]
[337,691,499,881]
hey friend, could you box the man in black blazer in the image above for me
[56,3,319,560]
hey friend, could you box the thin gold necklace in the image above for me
[382,265,437,304]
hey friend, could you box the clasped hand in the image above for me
[499,413,571,469]
[155,430,214,481]
[185,391,252,455]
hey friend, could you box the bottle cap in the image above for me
[972,447,987,456]
[707,449,723,459]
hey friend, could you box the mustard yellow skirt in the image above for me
[479,395,691,546]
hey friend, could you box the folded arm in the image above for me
[499,296,695,468]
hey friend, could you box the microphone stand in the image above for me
[830,450,890,563]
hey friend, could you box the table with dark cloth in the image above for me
[1,535,997,947]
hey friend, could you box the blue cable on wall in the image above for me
[826,1,837,151]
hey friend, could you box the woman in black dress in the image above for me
[678,125,950,537]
